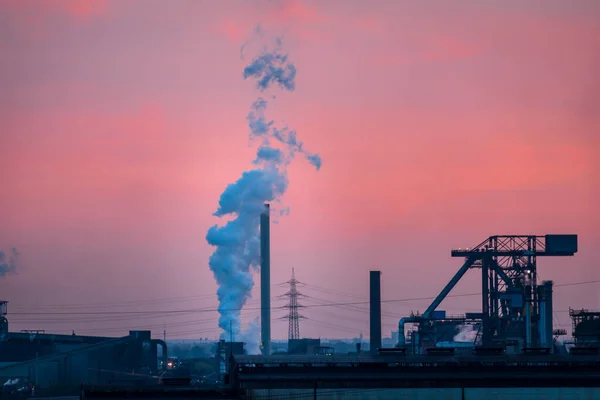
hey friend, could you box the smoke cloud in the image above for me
[247,98,322,169]
[206,32,321,341]
[240,317,261,355]
[0,248,18,277]
[453,324,478,342]
[243,53,296,91]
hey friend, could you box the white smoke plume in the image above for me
[206,32,321,341]
[240,317,261,355]
[453,324,478,342]
[0,248,18,277]
[244,53,297,92]
[247,98,322,170]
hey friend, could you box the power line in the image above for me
[9,308,264,325]
[304,317,362,336]
[12,294,218,309]
[10,284,285,309]
[553,279,600,288]
[8,299,288,324]
[305,304,369,328]
[298,283,366,300]
[10,312,290,337]
[7,294,477,315]
[2,293,480,316]
[11,285,595,339]
[9,279,599,316]
[302,293,401,318]
[9,307,289,326]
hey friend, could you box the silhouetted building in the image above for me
[288,339,320,355]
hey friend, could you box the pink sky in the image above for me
[1,0,599,340]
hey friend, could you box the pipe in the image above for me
[151,339,168,371]
[397,317,418,347]
[525,290,531,348]
[414,331,420,354]
[369,271,381,355]
[260,204,271,356]
[481,254,490,346]
[398,319,406,346]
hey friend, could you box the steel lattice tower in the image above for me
[283,268,304,340]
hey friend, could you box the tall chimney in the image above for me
[537,284,546,348]
[370,271,382,355]
[260,204,271,356]
[539,281,554,352]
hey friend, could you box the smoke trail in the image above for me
[206,36,321,341]
[240,317,261,355]
[453,324,478,342]
[247,98,322,169]
[0,248,18,277]
[243,53,296,91]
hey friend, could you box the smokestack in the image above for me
[538,284,545,348]
[370,271,382,355]
[260,204,271,356]
[538,281,554,351]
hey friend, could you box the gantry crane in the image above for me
[399,235,578,350]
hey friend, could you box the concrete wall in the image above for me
[249,388,600,400]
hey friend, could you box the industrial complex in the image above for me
[1,206,599,399]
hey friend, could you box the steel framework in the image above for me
[570,308,600,347]
[419,235,577,347]
[281,268,305,340]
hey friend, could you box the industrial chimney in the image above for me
[370,271,382,355]
[260,204,271,356]
[538,281,554,351]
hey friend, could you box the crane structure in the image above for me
[398,234,578,352]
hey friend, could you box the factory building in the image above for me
[0,310,167,393]
[571,309,600,347]
[215,340,244,384]
[287,338,321,355]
